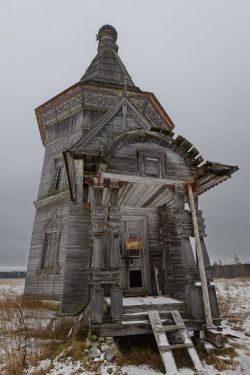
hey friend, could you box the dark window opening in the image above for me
[50,166,63,192]
[55,167,62,190]
[130,270,142,288]
[42,231,57,270]
[129,249,140,257]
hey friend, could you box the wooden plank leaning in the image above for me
[148,310,178,375]
[186,183,214,329]
[171,310,206,374]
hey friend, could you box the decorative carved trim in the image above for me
[34,190,70,208]
[36,212,63,276]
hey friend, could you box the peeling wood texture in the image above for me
[25,25,238,343]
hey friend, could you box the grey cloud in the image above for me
[0,0,249,268]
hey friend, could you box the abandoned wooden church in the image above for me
[25,24,238,369]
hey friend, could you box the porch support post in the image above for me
[90,184,106,325]
[174,184,197,282]
[108,182,123,322]
[187,183,214,328]
[91,285,104,325]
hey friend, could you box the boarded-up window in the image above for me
[37,214,62,275]
[42,231,59,270]
[50,158,64,192]
[143,157,159,177]
[137,151,165,178]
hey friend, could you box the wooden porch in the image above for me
[93,295,220,337]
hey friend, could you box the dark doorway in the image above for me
[130,270,142,288]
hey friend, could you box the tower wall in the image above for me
[24,198,70,299]
[24,111,90,299]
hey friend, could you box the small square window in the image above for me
[143,157,159,177]
[137,151,165,178]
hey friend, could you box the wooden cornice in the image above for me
[35,82,175,146]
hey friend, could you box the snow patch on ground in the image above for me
[121,365,162,374]
[0,278,25,297]
[0,278,249,374]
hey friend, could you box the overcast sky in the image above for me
[0,0,249,269]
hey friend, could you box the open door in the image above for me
[120,216,151,295]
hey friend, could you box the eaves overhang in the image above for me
[35,82,175,146]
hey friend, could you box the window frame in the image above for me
[137,151,166,178]
[36,214,63,275]
[50,157,65,193]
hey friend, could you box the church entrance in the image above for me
[120,216,150,296]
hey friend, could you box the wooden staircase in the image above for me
[148,310,206,374]
[100,296,202,337]
[69,296,208,373]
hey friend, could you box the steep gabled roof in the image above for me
[80,25,136,87]
[68,97,152,154]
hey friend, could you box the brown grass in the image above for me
[0,293,74,374]
[197,341,239,372]
[21,298,59,311]
[116,347,164,372]
[116,335,164,372]
[216,286,248,332]
[172,347,194,369]
[38,337,86,364]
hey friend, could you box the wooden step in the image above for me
[159,342,193,351]
[122,302,187,314]
[148,310,206,375]
[171,310,205,374]
[148,310,178,375]
[121,310,191,322]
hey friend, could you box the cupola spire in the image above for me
[80,25,136,88]
[97,24,118,53]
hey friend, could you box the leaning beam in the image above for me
[187,183,214,329]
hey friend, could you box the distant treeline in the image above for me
[0,271,26,279]
[209,263,250,278]
[0,265,249,280]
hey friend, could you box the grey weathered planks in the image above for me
[148,310,178,375]
[61,205,91,314]
[25,25,237,348]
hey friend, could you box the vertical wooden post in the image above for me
[90,185,106,325]
[110,287,123,322]
[91,285,104,324]
[109,183,123,322]
[187,183,214,328]
[74,159,84,205]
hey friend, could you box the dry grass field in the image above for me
[0,278,249,375]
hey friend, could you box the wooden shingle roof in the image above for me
[80,25,136,87]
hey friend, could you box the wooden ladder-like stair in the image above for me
[148,310,206,375]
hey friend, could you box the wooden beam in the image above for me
[187,183,214,329]
[74,159,84,204]
[102,172,193,185]
[202,328,225,348]
[171,310,205,373]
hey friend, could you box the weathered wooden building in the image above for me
[25,25,238,367]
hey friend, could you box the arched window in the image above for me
[37,214,62,275]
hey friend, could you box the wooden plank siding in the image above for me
[25,110,91,300]
[107,143,193,181]
[24,199,70,300]
[61,206,91,314]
